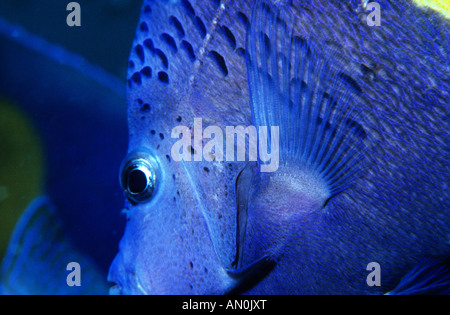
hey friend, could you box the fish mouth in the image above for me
[107,257,124,295]
[108,252,151,295]
[109,283,123,295]
[108,268,145,295]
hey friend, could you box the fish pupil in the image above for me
[128,169,148,195]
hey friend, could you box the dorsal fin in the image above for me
[246,0,368,201]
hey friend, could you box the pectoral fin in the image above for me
[387,258,450,295]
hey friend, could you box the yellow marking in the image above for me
[413,0,450,19]
[0,186,8,202]
[0,99,44,260]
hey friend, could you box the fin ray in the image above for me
[246,0,368,199]
[387,258,450,295]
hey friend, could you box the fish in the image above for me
[108,0,449,294]
[0,99,44,261]
[1,196,109,294]
[0,9,131,293]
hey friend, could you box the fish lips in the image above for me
[108,252,149,295]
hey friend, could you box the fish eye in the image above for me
[120,151,158,204]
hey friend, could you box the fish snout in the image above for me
[108,251,149,295]
[107,253,125,295]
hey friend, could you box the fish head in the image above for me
[108,0,257,294]
[107,92,242,294]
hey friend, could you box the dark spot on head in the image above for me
[140,66,152,78]
[135,44,145,63]
[181,40,196,62]
[203,167,210,174]
[131,72,142,85]
[169,16,185,38]
[161,33,178,53]
[236,47,245,57]
[137,98,143,105]
[189,261,193,270]
[150,130,156,135]
[140,103,150,112]
[140,22,149,32]
[172,174,176,180]
[143,5,151,13]
[158,71,169,84]
[176,116,182,122]
[181,0,195,17]
[159,133,164,140]
[156,49,168,69]
[143,38,155,53]
[237,12,249,28]
[221,25,236,50]
[194,16,207,39]
[166,154,171,162]
[210,51,228,76]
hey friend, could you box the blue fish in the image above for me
[0,9,130,293]
[108,0,449,294]
[1,0,448,295]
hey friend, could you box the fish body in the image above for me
[109,0,450,294]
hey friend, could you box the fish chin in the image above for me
[107,203,238,295]
[108,246,237,295]
[108,252,149,295]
